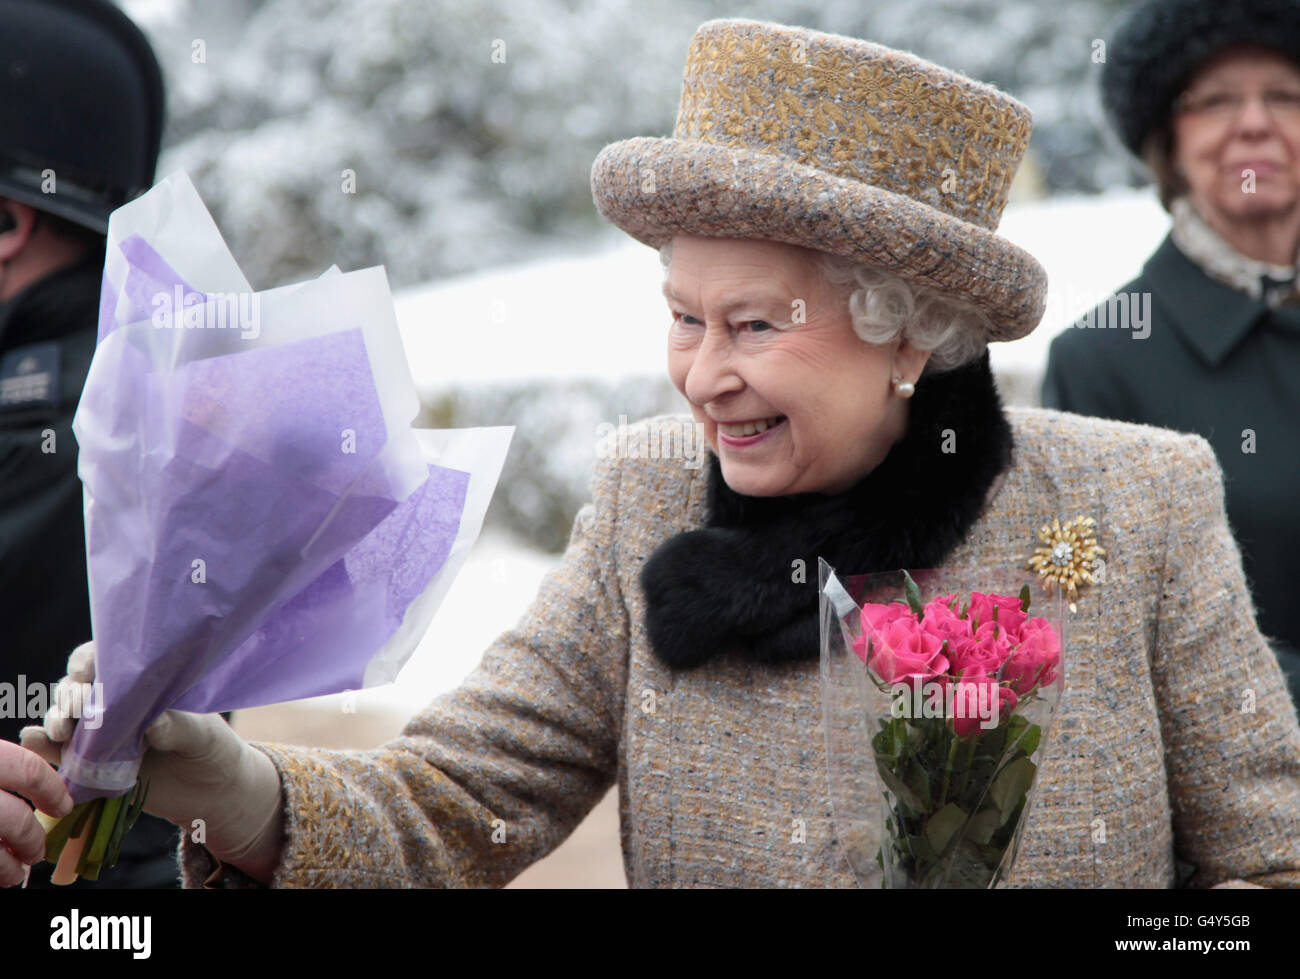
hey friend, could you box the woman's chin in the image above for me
[719,464,770,496]
[1210,188,1299,221]
[718,459,799,497]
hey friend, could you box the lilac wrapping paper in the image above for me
[62,172,511,802]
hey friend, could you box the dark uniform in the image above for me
[1043,234,1300,713]
[1,0,180,887]
[0,255,99,747]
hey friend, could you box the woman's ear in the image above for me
[0,200,38,263]
[893,338,932,386]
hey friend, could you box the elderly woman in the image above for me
[1042,0,1300,710]
[3,18,1300,889]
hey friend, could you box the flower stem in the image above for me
[938,734,960,806]
[957,737,977,802]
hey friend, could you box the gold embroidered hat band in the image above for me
[590,19,1049,341]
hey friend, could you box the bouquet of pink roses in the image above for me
[819,562,1065,888]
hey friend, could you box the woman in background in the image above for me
[1043,0,1300,711]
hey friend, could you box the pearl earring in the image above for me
[892,376,915,399]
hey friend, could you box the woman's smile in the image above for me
[716,414,788,447]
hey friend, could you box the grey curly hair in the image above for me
[658,241,989,373]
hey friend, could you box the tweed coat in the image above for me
[179,408,1300,888]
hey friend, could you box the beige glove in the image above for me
[20,641,285,884]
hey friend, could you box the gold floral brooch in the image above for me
[1026,516,1106,613]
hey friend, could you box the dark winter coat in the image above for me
[0,255,99,746]
[1042,233,1300,712]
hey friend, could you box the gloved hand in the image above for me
[17,641,285,884]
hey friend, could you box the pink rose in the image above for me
[921,594,971,644]
[856,603,949,685]
[947,620,1014,678]
[1001,617,1061,696]
[950,673,1019,738]
[852,602,912,663]
[966,592,1028,643]
[860,601,914,638]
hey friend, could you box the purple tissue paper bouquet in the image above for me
[39,171,511,882]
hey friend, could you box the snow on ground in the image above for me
[293,187,1171,719]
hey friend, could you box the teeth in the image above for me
[720,416,783,437]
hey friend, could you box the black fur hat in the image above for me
[1101,0,1300,156]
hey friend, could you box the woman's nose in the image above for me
[684,325,743,406]
[1234,93,1277,134]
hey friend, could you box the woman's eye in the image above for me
[672,312,701,326]
[744,320,774,333]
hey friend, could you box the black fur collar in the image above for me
[639,351,1014,670]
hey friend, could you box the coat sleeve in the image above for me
[1150,434,1300,888]
[178,450,630,888]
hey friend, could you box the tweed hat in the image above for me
[1101,0,1300,158]
[590,19,1048,342]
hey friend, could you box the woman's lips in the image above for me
[1229,160,1282,176]
[716,415,787,448]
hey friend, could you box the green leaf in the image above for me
[877,762,924,812]
[904,720,927,753]
[993,798,1027,845]
[903,570,924,616]
[924,802,968,856]
[978,725,1008,761]
[1019,584,1031,614]
[904,760,932,809]
[909,833,937,865]
[965,806,1003,845]
[990,757,1037,825]
[1014,723,1042,758]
